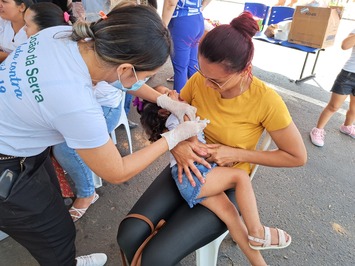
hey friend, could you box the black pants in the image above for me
[0,148,76,266]
[117,165,237,266]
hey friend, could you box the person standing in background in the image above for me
[310,29,355,146]
[162,0,212,92]
[0,0,33,62]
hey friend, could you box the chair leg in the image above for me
[110,130,117,145]
[0,231,8,241]
[195,230,229,266]
[110,123,133,154]
[92,172,103,188]
[123,124,133,154]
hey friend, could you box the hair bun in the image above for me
[230,11,259,38]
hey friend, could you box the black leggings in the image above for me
[0,149,76,266]
[117,165,237,266]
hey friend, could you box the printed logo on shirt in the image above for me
[0,45,25,98]
[25,34,44,103]
[9,45,25,99]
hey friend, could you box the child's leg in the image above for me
[198,167,290,248]
[200,193,267,266]
[344,94,355,126]
[316,92,348,129]
[199,167,263,233]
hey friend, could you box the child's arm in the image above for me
[341,33,355,50]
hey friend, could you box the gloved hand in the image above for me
[157,94,197,123]
[161,119,208,150]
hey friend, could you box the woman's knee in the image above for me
[117,218,153,263]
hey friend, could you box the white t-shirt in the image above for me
[0,26,109,156]
[342,28,355,73]
[0,18,27,53]
[94,81,123,108]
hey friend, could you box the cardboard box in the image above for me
[288,6,343,49]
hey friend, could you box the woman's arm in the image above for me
[77,138,168,184]
[129,83,197,122]
[76,119,207,184]
[206,122,307,168]
[170,138,211,185]
[162,0,178,27]
[128,83,161,103]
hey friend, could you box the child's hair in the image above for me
[138,101,170,142]
[27,2,74,30]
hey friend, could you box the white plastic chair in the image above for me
[92,92,133,188]
[0,231,8,241]
[195,131,272,266]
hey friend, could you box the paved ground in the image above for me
[1,1,354,266]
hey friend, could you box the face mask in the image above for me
[111,66,149,92]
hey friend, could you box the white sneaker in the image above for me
[76,253,107,266]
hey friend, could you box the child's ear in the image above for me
[157,109,171,118]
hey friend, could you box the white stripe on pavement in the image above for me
[267,82,347,116]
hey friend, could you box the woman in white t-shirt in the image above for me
[24,1,116,223]
[0,0,33,62]
[0,3,206,265]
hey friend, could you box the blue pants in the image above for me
[52,105,121,198]
[124,93,133,115]
[169,13,204,92]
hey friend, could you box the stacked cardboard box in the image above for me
[288,6,343,49]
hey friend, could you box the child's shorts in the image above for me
[331,69,355,96]
[171,162,217,208]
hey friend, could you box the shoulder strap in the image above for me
[120,213,166,266]
[124,213,155,232]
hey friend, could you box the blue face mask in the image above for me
[111,66,149,92]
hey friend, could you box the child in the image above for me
[310,29,355,147]
[137,86,292,263]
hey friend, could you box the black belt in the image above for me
[342,69,355,77]
[0,154,18,160]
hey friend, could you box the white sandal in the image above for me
[69,193,99,222]
[248,226,292,250]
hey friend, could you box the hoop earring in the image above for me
[240,75,246,94]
